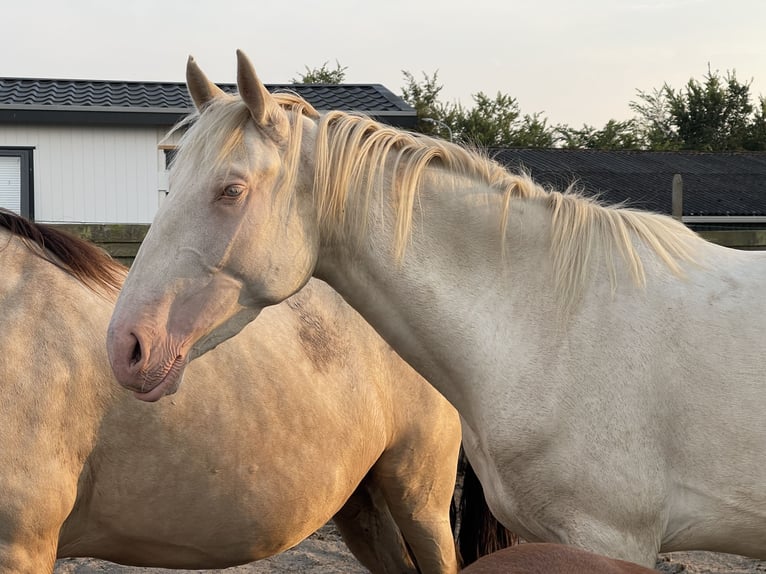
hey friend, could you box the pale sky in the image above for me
[3,0,765,127]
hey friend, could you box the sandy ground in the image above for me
[54,522,765,573]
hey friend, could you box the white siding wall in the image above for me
[0,124,172,223]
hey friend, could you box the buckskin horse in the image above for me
[0,210,461,573]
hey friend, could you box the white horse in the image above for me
[107,51,766,568]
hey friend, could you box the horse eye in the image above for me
[222,184,245,198]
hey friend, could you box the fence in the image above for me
[50,224,766,268]
[51,224,149,266]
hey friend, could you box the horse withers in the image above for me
[107,51,766,567]
[0,210,462,574]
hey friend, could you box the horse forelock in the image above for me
[0,209,126,298]
[172,92,319,193]
[172,96,251,179]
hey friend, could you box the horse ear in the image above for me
[186,56,226,110]
[236,50,272,124]
[236,50,288,139]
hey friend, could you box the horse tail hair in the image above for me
[451,448,519,567]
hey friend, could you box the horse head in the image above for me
[107,51,320,401]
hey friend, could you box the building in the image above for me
[0,77,417,224]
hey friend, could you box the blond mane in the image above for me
[176,93,701,311]
[311,111,700,308]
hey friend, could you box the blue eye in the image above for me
[223,184,245,198]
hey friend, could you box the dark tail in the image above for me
[451,448,519,568]
[0,208,125,295]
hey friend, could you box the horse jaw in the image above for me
[188,306,263,361]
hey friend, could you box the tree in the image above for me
[628,87,678,150]
[400,70,450,137]
[630,67,764,151]
[401,71,555,147]
[668,68,753,150]
[743,96,766,151]
[557,120,644,150]
[292,61,347,84]
[445,91,521,146]
[296,62,766,151]
[516,113,557,148]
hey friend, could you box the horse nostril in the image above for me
[130,335,142,368]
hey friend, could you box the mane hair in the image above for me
[310,111,699,309]
[177,91,701,312]
[0,209,125,297]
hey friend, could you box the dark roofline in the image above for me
[0,106,186,126]
[0,78,417,128]
[0,106,418,128]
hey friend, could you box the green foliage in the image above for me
[558,120,644,150]
[292,61,348,84]
[401,65,765,151]
[743,97,766,151]
[518,113,557,148]
[401,70,450,136]
[297,61,766,151]
[628,88,678,150]
[630,68,765,151]
[445,91,520,146]
[667,69,752,150]
[401,72,555,147]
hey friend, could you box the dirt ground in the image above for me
[54,522,765,573]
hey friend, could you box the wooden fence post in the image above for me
[672,174,683,221]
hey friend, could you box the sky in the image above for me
[3,0,765,127]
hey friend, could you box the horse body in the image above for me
[106,51,766,567]
[318,160,766,564]
[0,214,461,573]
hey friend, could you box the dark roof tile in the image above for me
[492,148,766,217]
[0,78,415,127]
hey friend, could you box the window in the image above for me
[0,148,34,218]
[163,148,177,169]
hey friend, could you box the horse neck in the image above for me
[314,170,559,417]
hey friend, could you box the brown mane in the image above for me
[0,209,125,296]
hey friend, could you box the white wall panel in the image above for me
[0,123,173,223]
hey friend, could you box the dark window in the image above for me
[164,148,177,169]
[0,148,34,218]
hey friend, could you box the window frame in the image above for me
[0,147,34,218]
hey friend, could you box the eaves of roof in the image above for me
[0,78,417,128]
